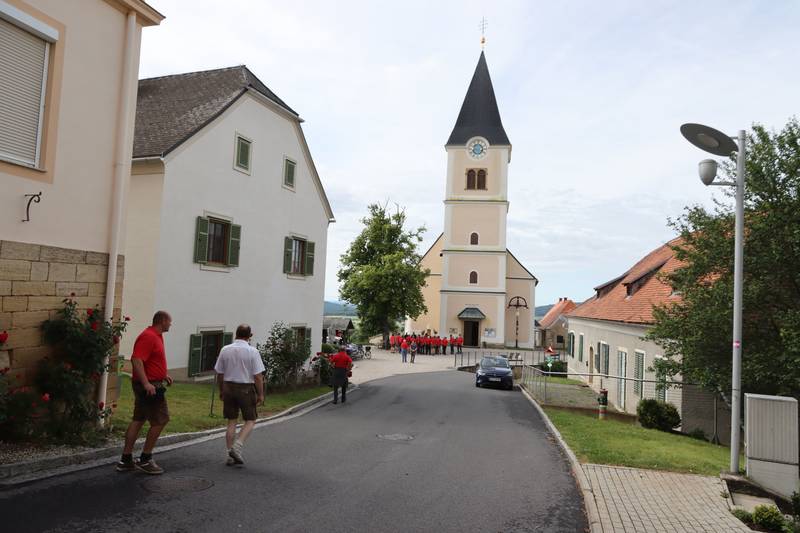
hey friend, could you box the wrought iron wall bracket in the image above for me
[22,192,42,222]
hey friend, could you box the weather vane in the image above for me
[479,17,488,49]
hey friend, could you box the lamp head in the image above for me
[698,159,718,186]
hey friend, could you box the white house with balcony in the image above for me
[121,65,334,379]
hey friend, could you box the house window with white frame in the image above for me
[234,135,251,172]
[0,15,55,168]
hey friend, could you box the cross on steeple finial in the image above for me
[479,17,488,49]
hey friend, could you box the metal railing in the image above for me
[520,365,687,414]
[454,349,551,368]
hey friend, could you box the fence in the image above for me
[454,349,549,369]
[519,365,687,417]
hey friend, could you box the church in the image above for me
[407,51,538,348]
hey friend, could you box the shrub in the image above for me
[637,399,681,431]
[537,360,567,373]
[320,343,338,354]
[258,322,311,388]
[0,298,128,444]
[752,504,786,532]
[792,491,800,520]
[731,508,753,525]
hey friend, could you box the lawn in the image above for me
[544,406,736,476]
[111,375,329,436]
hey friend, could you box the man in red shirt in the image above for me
[400,337,409,363]
[116,311,173,475]
[457,335,464,354]
[329,348,353,404]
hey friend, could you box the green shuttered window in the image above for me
[194,216,241,267]
[235,135,251,172]
[578,334,584,362]
[188,331,235,377]
[283,236,315,276]
[284,158,296,188]
[633,350,645,397]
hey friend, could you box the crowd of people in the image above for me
[389,332,463,363]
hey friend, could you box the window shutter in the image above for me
[188,334,203,377]
[285,159,296,187]
[304,241,315,276]
[228,224,241,266]
[194,216,209,263]
[236,138,250,170]
[0,19,48,167]
[305,328,312,348]
[283,237,293,273]
[634,352,644,396]
[223,332,234,346]
[578,335,584,362]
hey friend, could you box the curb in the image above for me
[0,386,354,487]
[519,384,603,533]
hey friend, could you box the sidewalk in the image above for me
[583,464,748,533]
[520,385,746,533]
[349,347,454,384]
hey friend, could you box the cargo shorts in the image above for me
[223,382,258,421]
[132,380,170,426]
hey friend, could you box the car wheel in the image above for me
[475,382,480,388]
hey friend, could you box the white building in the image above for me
[122,66,334,379]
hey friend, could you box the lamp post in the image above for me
[507,296,529,349]
[680,123,746,474]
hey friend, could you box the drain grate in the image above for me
[377,433,414,441]
[141,475,214,494]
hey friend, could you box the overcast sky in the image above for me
[139,0,800,307]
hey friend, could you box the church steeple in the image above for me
[446,51,510,147]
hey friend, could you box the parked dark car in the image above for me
[475,356,513,390]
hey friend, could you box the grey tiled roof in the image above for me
[133,65,298,158]
[446,51,510,147]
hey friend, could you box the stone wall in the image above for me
[0,240,124,402]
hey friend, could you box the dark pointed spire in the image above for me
[446,51,510,146]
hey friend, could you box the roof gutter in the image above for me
[98,10,138,424]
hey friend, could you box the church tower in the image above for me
[409,51,536,348]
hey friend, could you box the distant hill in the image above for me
[324,300,357,316]
[534,304,554,320]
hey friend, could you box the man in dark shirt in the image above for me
[116,311,173,475]
[329,348,352,404]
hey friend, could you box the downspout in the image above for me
[97,10,138,423]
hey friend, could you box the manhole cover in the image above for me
[141,475,214,493]
[377,433,414,441]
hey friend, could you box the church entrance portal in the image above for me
[463,320,480,347]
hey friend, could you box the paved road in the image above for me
[0,371,587,532]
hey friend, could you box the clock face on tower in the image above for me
[466,138,489,160]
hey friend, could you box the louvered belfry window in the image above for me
[0,17,50,168]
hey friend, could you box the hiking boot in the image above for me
[228,443,244,465]
[115,460,135,472]
[135,458,164,475]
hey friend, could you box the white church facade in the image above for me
[408,52,537,348]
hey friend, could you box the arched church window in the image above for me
[469,271,478,284]
[466,169,476,190]
[470,232,479,245]
[477,169,487,189]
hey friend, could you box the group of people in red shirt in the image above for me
[389,333,463,357]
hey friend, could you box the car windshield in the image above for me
[481,357,508,368]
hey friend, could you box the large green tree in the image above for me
[648,118,800,399]
[338,203,429,346]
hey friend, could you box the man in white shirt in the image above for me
[214,324,265,466]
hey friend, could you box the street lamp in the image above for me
[680,122,746,474]
[507,296,529,349]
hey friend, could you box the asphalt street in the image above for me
[0,371,588,532]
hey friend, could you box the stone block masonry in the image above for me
[0,240,124,403]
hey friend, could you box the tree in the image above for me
[648,118,800,399]
[338,203,429,347]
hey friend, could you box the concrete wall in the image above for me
[124,93,330,377]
